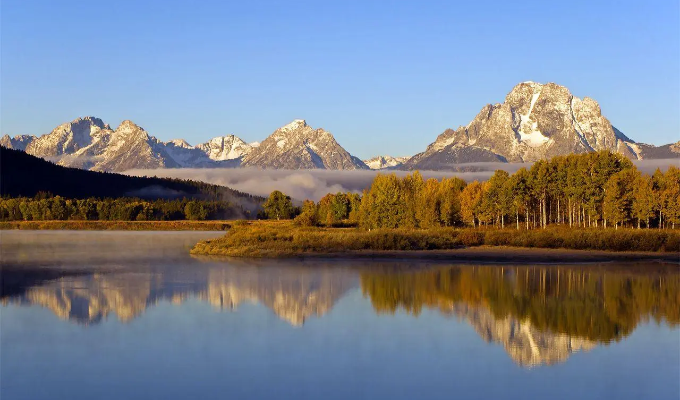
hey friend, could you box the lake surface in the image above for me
[1,231,678,400]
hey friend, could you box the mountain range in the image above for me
[2,82,678,172]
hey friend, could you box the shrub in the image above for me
[458,230,485,247]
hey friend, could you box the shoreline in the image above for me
[189,221,680,258]
[0,220,233,231]
[194,246,680,264]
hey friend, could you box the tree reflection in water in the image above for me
[3,261,678,367]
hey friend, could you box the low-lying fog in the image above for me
[125,159,679,201]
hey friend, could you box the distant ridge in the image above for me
[0,146,263,214]
[3,82,678,172]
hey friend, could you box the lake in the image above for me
[1,231,678,400]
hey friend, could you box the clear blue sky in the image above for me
[2,0,678,159]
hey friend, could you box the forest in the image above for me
[261,151,680,230]
[0,195,242,221]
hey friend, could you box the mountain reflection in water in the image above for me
[3,257,678,368]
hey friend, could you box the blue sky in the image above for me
[2,0,678,159]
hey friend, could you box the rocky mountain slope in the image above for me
[363,155,411,170]
[403,82,679,170]
[4,83,678,172]
[9,116,257,172]
[6,117,366,172]
[195,135,254,162]
[0,134,36,150]
[242,119,368,170]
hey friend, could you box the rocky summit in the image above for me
[0,134,36,151]
[363,155,411,170]
[403,81,678,170]
[241,119,368,170]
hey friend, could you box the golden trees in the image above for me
[359,173,465,229]
[603,169,638,228]
[662,166,680,229]
[254,151,676,231]
[461,181,483,227]
[439,177,465,227]
[632,174,656,228]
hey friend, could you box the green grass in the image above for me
[0,220,232,231]
[190,221,680,257]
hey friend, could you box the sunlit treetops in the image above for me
[266,151,680,230]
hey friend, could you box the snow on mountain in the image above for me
[91,120,181,171]
[363,155,411,170]
[163,139,215,168]
[14,116,257,171]
[403,82,677,170]
[8,93,677,173]
[25,117,111,158]
[195,135,253,162]
[241,119,368,170]
[0,134,36,151]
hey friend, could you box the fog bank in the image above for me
[125,159,679,201]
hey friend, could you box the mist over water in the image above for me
[124,159,679,201]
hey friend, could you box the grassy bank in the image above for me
[190,221,680,257]
[0,220,232,231]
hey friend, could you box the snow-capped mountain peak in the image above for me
[279,119,307,133]
[168,139,193,148]
[242,120,368,170]
[196,135,253,162]
[403,81,673,170]
[363,155,411,170]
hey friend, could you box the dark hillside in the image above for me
[0,146,263,211]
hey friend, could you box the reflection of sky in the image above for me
[2,292,679,400]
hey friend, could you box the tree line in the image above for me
[0,194,243,221]
[262,151,680,230]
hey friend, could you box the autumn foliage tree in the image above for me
[262,190,293,220]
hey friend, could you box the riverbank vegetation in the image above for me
[190,221,680,256]
[0,195,245,222]
[196,151,680,256]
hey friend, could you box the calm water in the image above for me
[1,231,678,400]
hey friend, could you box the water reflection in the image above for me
[361,265,680,367]
[2,263,356,327]
[2,257,678,368]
